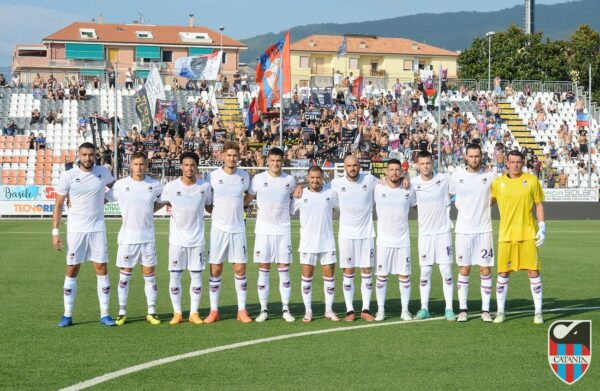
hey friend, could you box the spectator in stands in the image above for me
[78,116,88,137]
[578,129,589,156]
[56,109,63,124]
[32,73,44,89]
[124,68,133,89]
[233,72,241,93]
[35,133,46,150]
[92,76,100,89]
[30,108,41,125]
[171,78,181,91]
[0,73,7,87]
[547,171,556,188]
[504,83,514,97]
[565,90,575,103]
[198,79,209,93]
[493,77,502,96]
[241,73,249,92]
[56,85,65,100]
[523,84,532,97]
[108,69,116,89]
[558,169,568,188]
[68,77,78,101]
[575,98,585,114]
[45,110,56,125]
[46,87,56,101]
[65,157,74,171]
[3,120,17,136]
[78,81,86,100]
[10,73,20,88]
[28,132,37,149]
[222,77,230,95]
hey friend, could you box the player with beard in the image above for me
[52,142,116,327]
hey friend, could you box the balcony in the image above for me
[366,69,386,77]
[133,61,171,71]
[48,59,107,69]
[310,65,333,76]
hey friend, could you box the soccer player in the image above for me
[247,148,296,322]
[293,166,340,322]
[449,144,497,322]
[110,152,163,326]
[205,141,253,323]
[491,150,545,324]
[52,142,116,327]
[160,151,212,325]
[373,159,416,321]
[412,151,456,321]
[331,155,378,322]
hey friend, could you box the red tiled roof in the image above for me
[291,34,457,57]
[43,22,246,48]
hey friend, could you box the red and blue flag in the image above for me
[256,32,291,112]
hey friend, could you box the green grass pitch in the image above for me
[0,219,598,390]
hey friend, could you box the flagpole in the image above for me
[279,34,285,149]
[113,61,118,179]
[588,63,592,188]
[437,65,442,173]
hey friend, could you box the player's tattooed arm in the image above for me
[293,184,303,199]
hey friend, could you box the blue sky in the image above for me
[0,0,570,66]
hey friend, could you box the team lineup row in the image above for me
[51,141,546,327]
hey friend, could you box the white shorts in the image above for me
[253,234,292,264]
[418,232,453,266]
[209,228,247,264]
[169,244,206,272]
[116,242,157,268]
[338,237,375,269]
[300,251,337,266]
[455,232,495,267]
[376,246,412,276]
[66,231,109,265]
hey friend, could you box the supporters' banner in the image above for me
[256,32,291,112]
[352,76,363,100]
[283,114,301,129]
[135,87,153,134]
[337,36,347,57]
[359,157,372,172]
[248,142,266,152]
[371,160,389,178]
[89,116,103,148]
[145,66,165,118]
[303,111,321,122]
[174,51,222,81]
[576,113,590,127]
[543,188,597,202]
[143,139,160,151]
[245,98,260,131]
[155,100,178,122]
[341,127,355,144]
[311,91,333,108]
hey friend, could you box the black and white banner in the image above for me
[89,116,103,148]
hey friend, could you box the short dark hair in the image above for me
[267,147,284,158]
[131,151,148,162]
[416,150,432,160]
[465,143,482,154]
[387,158,401,166]
[507,150,525,160]
[79,142,96,151]
[180,151,199,165]
[307,165,323,174]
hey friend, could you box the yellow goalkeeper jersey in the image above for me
[491,172,544,242]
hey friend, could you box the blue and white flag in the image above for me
[337,36,347,57]
[174,51,222,81]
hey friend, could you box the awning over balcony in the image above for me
[135,70,150,78]
[80,69,104,76]
[188,47,213,56]
[135,46,160,59]
[65,43,104,61]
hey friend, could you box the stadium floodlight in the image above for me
[219,25,225,55]
[486,32,495,92]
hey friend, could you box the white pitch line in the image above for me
[0,230,597,235]
[59,305,600,391]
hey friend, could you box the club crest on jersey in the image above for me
[382,193,387,198]
[75,178,81,183]
[263,182,268,187]
[548,320,592,385]
[341,187,346,192]
[522,180,528,186]
[97,174,102,178]
[482,178,488,183]
[147,186,153,192]
[459,179,464,184]
[176,191,181,196]
[435,180,441,186]
[286,183,290,188]
[125,187,131,192]
[303,198,308,203]
[405,193,410,200]
[417,185,421,190]
[218,179,224,184]
[362,184,367,191]
[255,250,261,257]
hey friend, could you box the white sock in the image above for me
[209,276,222,311]
[118,271,132,316]
[234,274,247,311]
[496,275,509,313]
[398,276,411,313]
[361,272,373,311]
[529,275,543,314]
[301,276,313,314]
[342,273,355,312]
[457,274,470,311]
[480,274,493,312]
[375,276,388,310]
[257,268,270,311]
[169,271,183,314]
[190,271,202,314]
[419,266,433,311]
[278,265,291,311]
[63,276,77,317]
[97,274,110,318]
[143,273,157,314]
[439,264,454,311]
[323,276,335,313]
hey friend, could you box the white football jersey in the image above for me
[412,173,452,235]
[449,168,496,234]
[56,165,114,233]
[331,173,377,239]
[207,168,250,233]
[161,178,212,247]
[292,185,338,253]
[249,171,295,235]
[112,176,162,244]
[374,183,416,248]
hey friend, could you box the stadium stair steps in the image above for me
[499,101,545,163]
[217,97,244,126]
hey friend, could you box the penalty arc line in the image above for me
[59,305,600,391]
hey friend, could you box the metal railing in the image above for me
[542,81,574,94]
[510,80,543,93]
[310,66,334,76]
[48,59,107,69]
